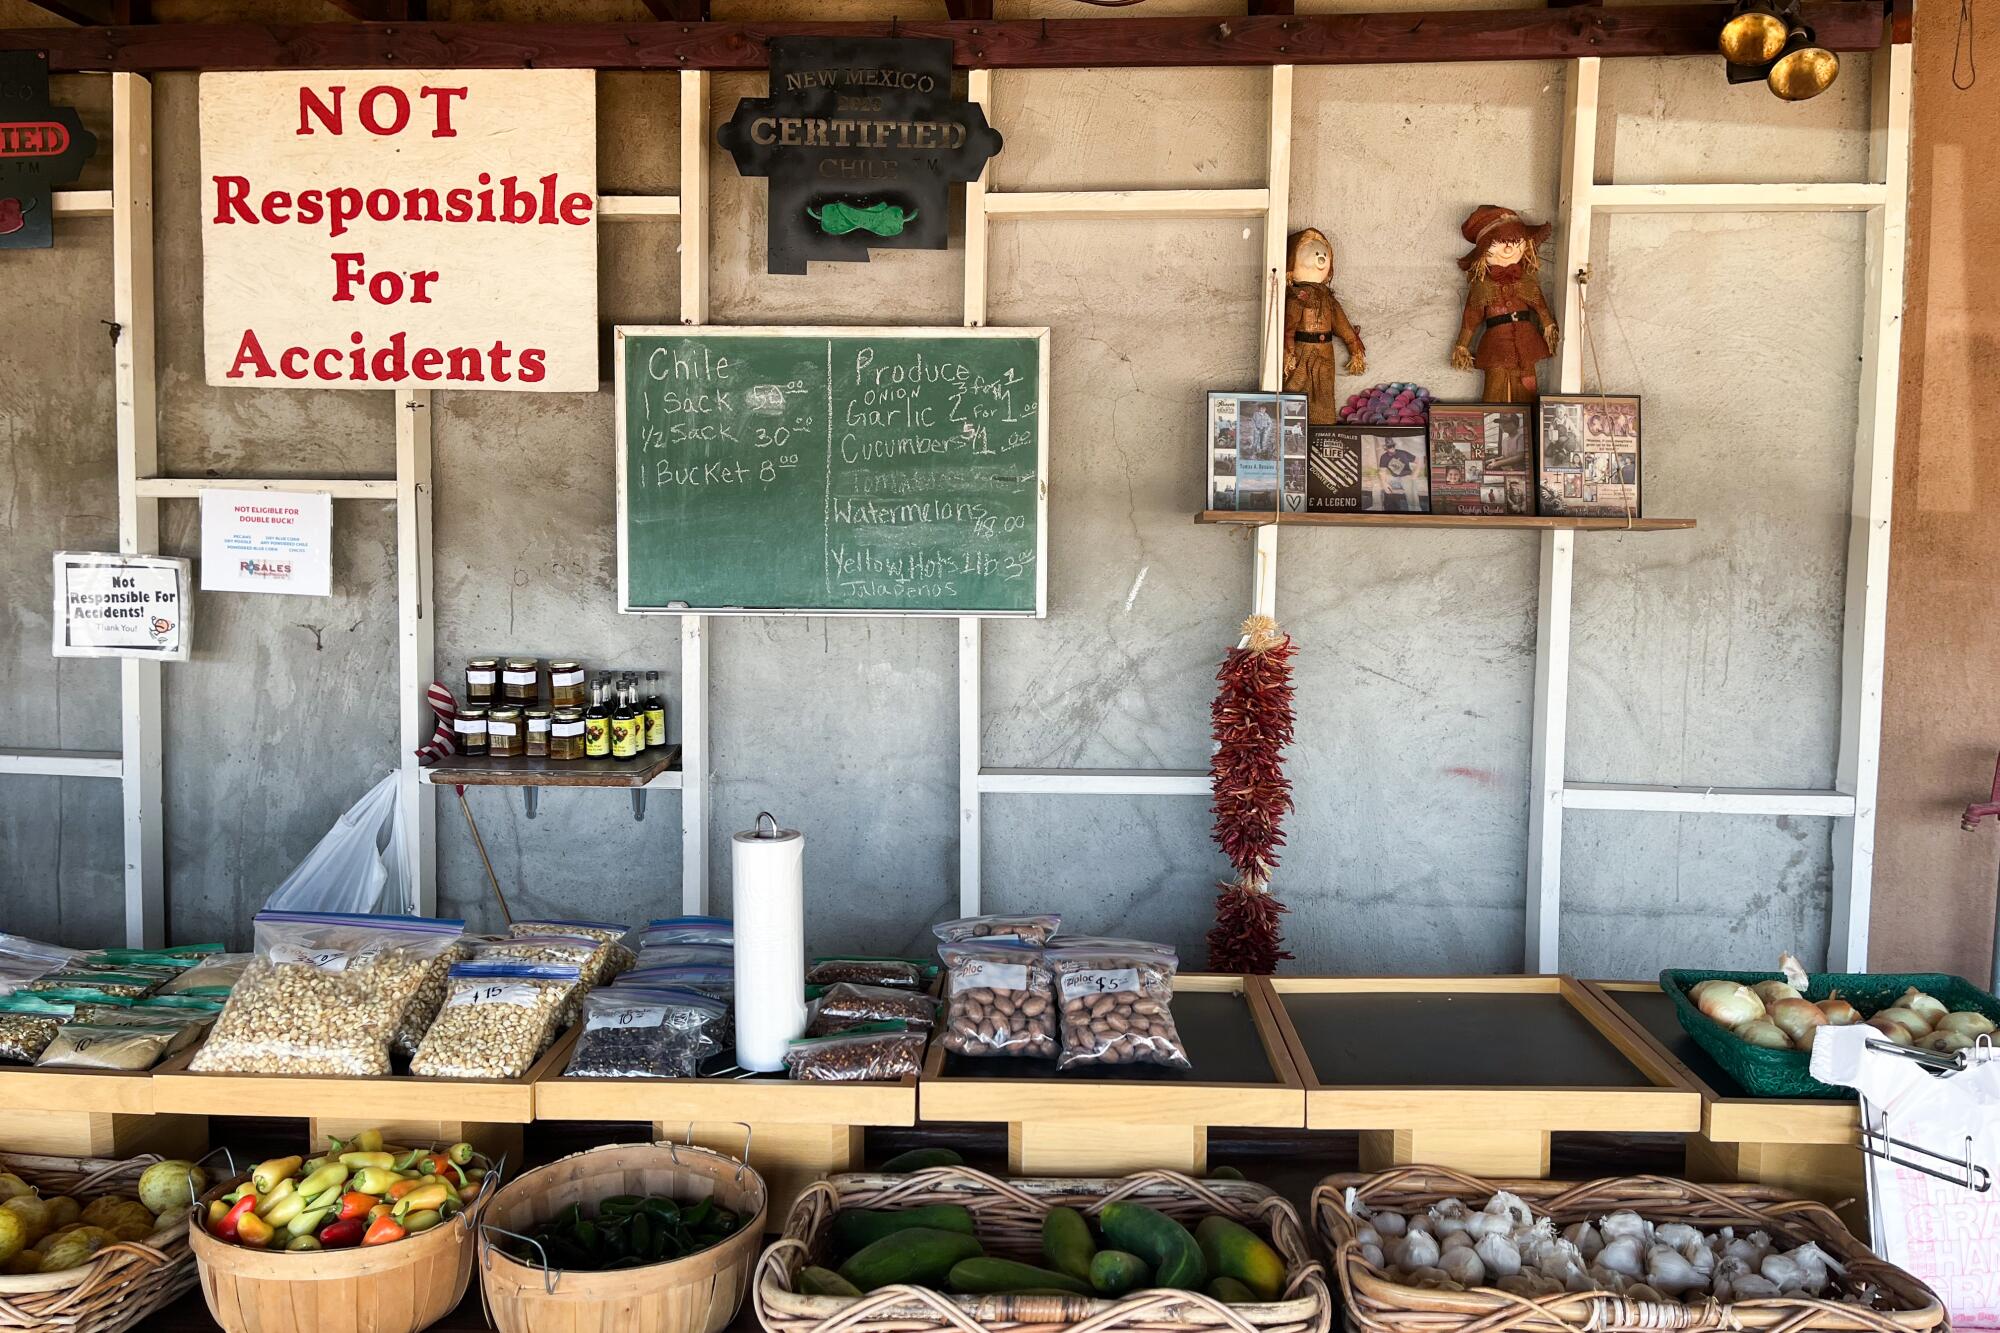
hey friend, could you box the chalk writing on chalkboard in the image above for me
[616,327,1048,616]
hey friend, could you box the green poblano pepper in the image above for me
[807,202,916,237]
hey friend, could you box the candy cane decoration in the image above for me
[414,681,457,765]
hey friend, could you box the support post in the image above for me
[395,388,436,915]
[111,73,162,948]
[1830,41,1911,971]
[1524,56,1599,973]
[958,68,993,917]
[679,69,712,913]
[1249,65,1292,623]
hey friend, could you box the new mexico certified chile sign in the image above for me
[200,71,597,392]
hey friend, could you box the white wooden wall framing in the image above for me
[22,48,1909,964]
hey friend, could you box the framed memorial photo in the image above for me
[1428,403,1534,516]
[1208,390,1307,512]
[1538,394,1641,518]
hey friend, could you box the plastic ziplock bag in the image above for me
[1048,940,1189,1072]
[158,952,253,997]
[932,913,1062,946]
[409,961,579,1080]
[807,983,938,1036]
[565,985,728,1080]
[0,995,76,1063]
[262,772,411,916]
[508,919,627,945]
[804,956,931,990]
[0,934,83,996]
[784,1023,928,1082]
[640,916,733,948]
[939,941,1055,1060]
[189,911,463,1076]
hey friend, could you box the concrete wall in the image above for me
[0,1,1882,977]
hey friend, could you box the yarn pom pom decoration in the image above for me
[1338,381,1434,426]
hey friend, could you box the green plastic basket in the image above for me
[1658,968,2000,1099]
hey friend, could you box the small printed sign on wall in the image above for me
[52,552,192,661]
[199,489,333,597]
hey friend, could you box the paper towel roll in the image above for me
[732,812,807,1073]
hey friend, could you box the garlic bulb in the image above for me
[1644,1245,1704,1295]
[1866,1016,1914,1046]
[1599,1211,1652,1245]
[1784,1242,1838,1296]
[1358,1242,1385,1269]
[1475,1232,1522,1278]
[1485,1191,1534,1229]
[1899,988,1948,1026]
[1429,1199,1471,1235]
[1395,1230,1441,1270]
[1625,1283,1667,1302]
[1729,1274,1782,1297]
[1770,997,1828,1045]
[1438,1247,1485,1287]
[1937,1010,1997,1038]
[1441,1230,1474,1252]
[1874,1005,1933,1037]
[1760,1253,1805,1291]
[1596,1236,1644,1278]
[1698,983,1765,1028]
[1734,1019,1791,1050]
[1752,980,1802,1007]
[1562,1221,1604,1260]
[1371,1211,1408,1238]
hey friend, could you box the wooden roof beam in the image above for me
[0,4,1896,73]
[20,0,116,24]
[640,0,708,20]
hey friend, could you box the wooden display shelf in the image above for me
[1266,975,1702,1176]
[421,747,680,788]
[149,1029,581,1167]
[1195,510,1696,531]
[536,1056,919,1228]
[0,1064,206,1159]
[1582,979,1864,1229]
[918,974,1304,1177]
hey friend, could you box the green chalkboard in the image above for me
[616,326,1048,616]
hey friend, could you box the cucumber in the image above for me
[948,1257,1092,1296]
[1207,1276,1258,1304]
[832,1205,976,1254]
[1089,1250,1152,1297]
[1099,1202,1205,1290]
[838,1228,985,1291]
[1207,1166,1245,1182]
[1041,1206,1096,1283]
[1194,1216,1285,1301]
[798,1266,863,1298]
[879,1147,965,1174]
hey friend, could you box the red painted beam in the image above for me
[0,5,1893,73]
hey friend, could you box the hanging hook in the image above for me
[890,14,899,37]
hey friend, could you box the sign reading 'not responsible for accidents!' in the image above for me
[199,70,598,392]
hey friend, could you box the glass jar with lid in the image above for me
[502,658,541,703]
[549,660,586,709]
[488,705,525,758]
[465,658,499,705]
[523,707,552,758]
[454,705,489,756]
[548,707,587,761]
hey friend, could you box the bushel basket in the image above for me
[1661,969,2000,1098]
[757,1166,1330,1333]
[0,1151,200,1333]
[1313,1168,1944,1333]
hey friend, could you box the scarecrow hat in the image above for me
[1457,205,1552,271]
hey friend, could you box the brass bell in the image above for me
[1768,30,1841,101]
[1718,3,1789,66]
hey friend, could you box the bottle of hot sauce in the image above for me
[643,671,668,750]
[611,681,641,762]
[583,676,612,759]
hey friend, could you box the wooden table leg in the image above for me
[1687,1136,1868,1235]
[1358,1128,1552,1177]
[307,1117,525,1169]
[670,1121,861,1231]
[0,1109,207,1160]
[1006,1122,1207,1177]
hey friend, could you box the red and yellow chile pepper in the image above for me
[234,1212,276,1249]
[362,1216,407,1247]
[335,1192,375,1222]
[215,1194,259,1241]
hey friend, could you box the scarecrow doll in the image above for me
[1283,227,1365,425]
[1450,205,1560,403]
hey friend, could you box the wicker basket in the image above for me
[0,1151,200,1333]
[756,1167,1331,1333]
[1312,1167,1945,1333]
[476,1141,768,1333]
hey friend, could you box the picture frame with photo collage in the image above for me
[1427,403,1534,516]
[1208,390,1309,513]
[1537,393,1642,518]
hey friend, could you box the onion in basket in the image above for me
[1734,1019,1791,1050]
[1697,983,1765,1028]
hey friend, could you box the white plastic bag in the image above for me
[262,773,409,915]
[1812,1024,2000,1324]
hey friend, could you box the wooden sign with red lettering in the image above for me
[0,53,96,250]
[200,70,597,392]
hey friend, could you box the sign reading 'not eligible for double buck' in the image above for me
[200,70,597,392]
